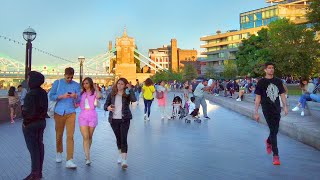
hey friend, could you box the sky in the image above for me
[0,0,269,66]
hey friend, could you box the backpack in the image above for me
[156,91,164,99]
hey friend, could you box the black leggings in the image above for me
[110,120,130,153]
[144,99,153,117]
[264,113,280,156]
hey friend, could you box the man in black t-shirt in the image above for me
[254,62,288,166]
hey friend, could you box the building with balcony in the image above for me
[199,0,311,76]
[149,39,197,72]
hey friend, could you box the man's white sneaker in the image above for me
[117,155,122,164]
[85,160,91,166]
[236,98,241,102]
[292,106,300,111]
[66,159,77,169]
[301,111,305,116]
[56,153,62,163]
[147,117,150,121]
[144,114,147,121]
[121,160,128,169]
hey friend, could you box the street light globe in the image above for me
[23,27,37,41]
[78,56,85,63]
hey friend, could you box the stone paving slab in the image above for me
[0,93,320,180]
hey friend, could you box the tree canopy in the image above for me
[236,19,320,78]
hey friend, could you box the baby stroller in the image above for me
[170,95,186,120]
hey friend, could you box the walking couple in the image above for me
[49,68,135,170]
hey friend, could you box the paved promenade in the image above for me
[1,92,320,180]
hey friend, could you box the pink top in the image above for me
[80,92,97,110]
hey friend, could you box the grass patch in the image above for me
[287,85,301,96]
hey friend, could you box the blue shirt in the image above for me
[49,78,81,116]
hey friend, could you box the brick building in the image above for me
[149,39,197,72]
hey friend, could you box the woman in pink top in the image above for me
[157,81,169,119]
[78,77,101,165]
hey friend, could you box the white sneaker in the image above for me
[85,160,91,166]
[292,106,300,111]
[121,160,128,169]
[117,155,122,164]
[66,159,77,169]
[147,117,150,121]
[56,153,62,163]
[236,98,241,102]
[144,114,147,121]
[301,111,305,116]
[215,94,219,97]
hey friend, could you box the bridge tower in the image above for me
[115,27,137,83]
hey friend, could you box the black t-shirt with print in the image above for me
[255,77,285,115]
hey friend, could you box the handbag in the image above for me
[156,91,164,99]
[47,80,60,117]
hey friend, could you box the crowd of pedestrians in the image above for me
[4,62,320,179]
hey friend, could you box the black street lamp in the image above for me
[78,56,85,85]
[23,27,37,80]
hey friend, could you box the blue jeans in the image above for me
[299,93,312,109]
[310,94,320,103]
[135,92,140,103]
[195,96,207,117]
[143,99,153,117]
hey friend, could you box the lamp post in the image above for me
[23,27,37,80]
[78,56,85,85]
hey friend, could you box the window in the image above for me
[255,12,262,20]
[219,52,225,58]
[255,20,262,27]
[248,14,254,21]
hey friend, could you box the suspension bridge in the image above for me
[0,30,166,88]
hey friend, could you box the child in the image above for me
[172,96,182,119]
[189,97,199,118]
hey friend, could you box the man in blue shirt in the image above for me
[49,67,80,169]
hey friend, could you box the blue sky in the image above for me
[0,0,269,66]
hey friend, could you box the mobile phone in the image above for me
[67,92,72,94]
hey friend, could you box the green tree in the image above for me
[151,70,183,83]
[236,28,271,77]
[236,19,320,77]
[222,60,238,79]
[204,65,221,79]
[183,64,198,81]
[268,19,320,77]
[307,0,320,31]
